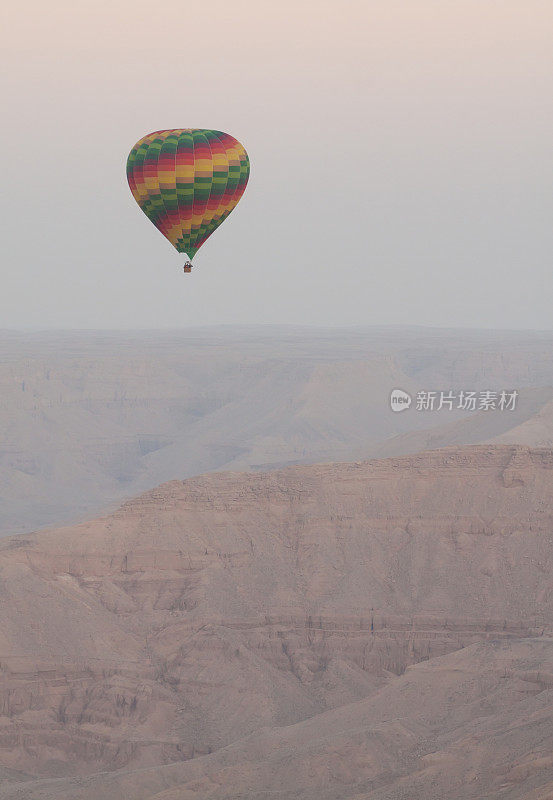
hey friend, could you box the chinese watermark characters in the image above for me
[390,389,518,413]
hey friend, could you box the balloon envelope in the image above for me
[126,129,250,261]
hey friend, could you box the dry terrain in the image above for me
[3,326,553,537]
[0,445,553,798]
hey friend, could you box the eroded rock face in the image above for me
[1,444,553,795]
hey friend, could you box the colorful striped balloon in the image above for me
[126,129,250,262]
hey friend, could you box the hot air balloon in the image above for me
[126,129,250,273]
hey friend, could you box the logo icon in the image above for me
[390,389,412,412]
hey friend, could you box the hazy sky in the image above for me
[2,0,552,329]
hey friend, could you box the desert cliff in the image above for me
[1,445,553,797]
